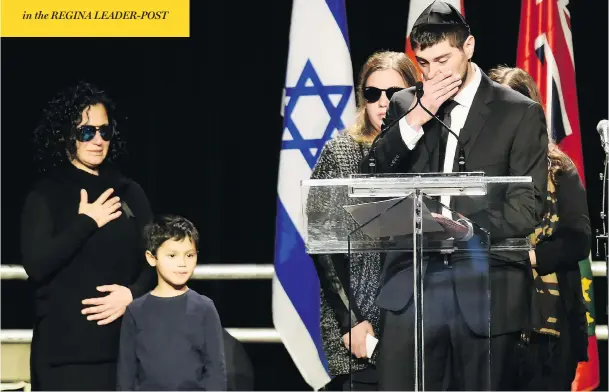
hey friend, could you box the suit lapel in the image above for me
[451,73,495,172]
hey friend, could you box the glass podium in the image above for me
[302,172,534,391]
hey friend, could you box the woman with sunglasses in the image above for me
[309,51,418,391]
[488,66,590,390]
[21,81,156,390]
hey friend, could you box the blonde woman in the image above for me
[309,51,417,391]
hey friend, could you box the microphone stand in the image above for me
[367,82,468,174]
[363,83,472,390]
[415,101,467,173]
[596,149,608,314]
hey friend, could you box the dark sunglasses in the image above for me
[75,124,114,142]
[363,86,404,103]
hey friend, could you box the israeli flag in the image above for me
[272,0,356,390]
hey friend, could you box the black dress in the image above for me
[20,163,156,390]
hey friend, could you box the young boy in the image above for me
[116,214,227,391]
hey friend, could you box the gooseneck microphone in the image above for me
[367,81,467,173]
[415,92,467,173]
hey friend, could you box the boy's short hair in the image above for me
[143,214,200,255]
[410,24,470,51]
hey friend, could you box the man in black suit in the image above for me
[360,1,548,390]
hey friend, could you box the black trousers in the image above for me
[30,318,117,391]
[376,267,521,391]
[516,332,578,391]
[325,366,379,391]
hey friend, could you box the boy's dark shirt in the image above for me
[117,289,227,391]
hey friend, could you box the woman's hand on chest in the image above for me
[78,188,123,228]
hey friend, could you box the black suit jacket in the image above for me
[361,72,549,336]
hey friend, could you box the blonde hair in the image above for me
[488,65,576,181]
[347,51,418,144]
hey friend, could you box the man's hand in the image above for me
[431,212,469,240]
[342,321,374,359]
[82,284,133,325]
[406,71,462,128]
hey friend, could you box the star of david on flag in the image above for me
[272,0,356,390]
[282,59,353,169]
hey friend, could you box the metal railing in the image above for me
[0,264,276,281]
[1,263,607,342]
[1,326,604,344]
[0,328,282,344]
[1,262,606,280]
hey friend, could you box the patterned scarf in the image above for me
[528,171,561,336]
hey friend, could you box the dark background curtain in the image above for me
[2,0,606,389]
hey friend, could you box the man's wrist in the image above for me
[406,107,429,129]
[456,218,474,241]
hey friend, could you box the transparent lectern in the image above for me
[301,172,534,391]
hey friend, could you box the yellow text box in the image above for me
[1,0,189,37]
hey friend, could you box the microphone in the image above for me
[597,119,609,154]
[367,82,424,173]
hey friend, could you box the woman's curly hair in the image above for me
[33,81,126,173]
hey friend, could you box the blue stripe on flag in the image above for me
[325,0,350,50]
[274,200,328,368]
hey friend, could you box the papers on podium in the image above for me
[343,196,444,238]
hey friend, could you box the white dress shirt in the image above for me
[398,63,483,235]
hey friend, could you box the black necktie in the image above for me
[438,99,458,171]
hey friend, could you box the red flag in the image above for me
[405,0,465,76]
[516,0,585,180]
[517,1,599,390]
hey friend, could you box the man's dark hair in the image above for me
[410,24,470,52]
[33,81,126,174]
[144,214,200,256]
